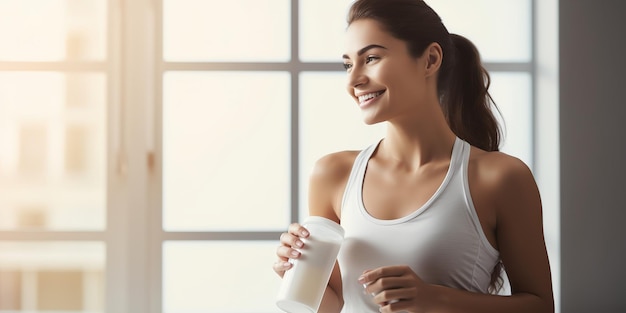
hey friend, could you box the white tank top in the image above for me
[337,137,499,312]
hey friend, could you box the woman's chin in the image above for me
[361,116,385,126]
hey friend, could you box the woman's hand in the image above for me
[359,265,437,313]
[273,223,310,278]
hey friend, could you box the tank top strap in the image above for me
[339,139,382,219]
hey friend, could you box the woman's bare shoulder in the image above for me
[469,146,539,211]
[310,150,361,184]
[469,147,535,186]
[307,150,361,220]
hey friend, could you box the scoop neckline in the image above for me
[358,137,463,225]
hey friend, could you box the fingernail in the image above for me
[358,276,366,284]
[361,286,368,295]
[361,284,367,294]
[283,262,291,268]
[290,250,300,257]
[295,240,303,248]
[300,230,309,237]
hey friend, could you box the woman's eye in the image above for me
[365,56,379,63]
[343,63,353,70]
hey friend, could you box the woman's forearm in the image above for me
[317,285,343,313]
[432,285,553,313]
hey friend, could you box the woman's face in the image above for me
[343,19,429,125]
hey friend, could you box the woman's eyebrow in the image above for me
[342,44,388,59]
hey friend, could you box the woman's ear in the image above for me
[424,42,443,76]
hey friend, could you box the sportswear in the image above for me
[337,137,500,312]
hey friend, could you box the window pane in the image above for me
[163,72,290,231]
[299,72,386,220]
[0,242,105,312]
[0,72,106,230]
[163,241,280,313]
[299,0,531,63]
[163,0,290,62]
[0,0,107,61]
[428,0,531,62]
[299,0,352,62]
[490,72,533,167]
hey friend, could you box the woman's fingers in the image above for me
[276,244,301,260]
[288,223,310,238]
[273,260,293,277]
[359,266,430,311]
[373,287,413,308]
[280,223,309,249]
[279,232,304,250]
[359,266,410,285]
[274,223,309,277]
[363,276,407,296]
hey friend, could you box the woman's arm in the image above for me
[480,154,554,312]
[275,151,357,313]
[317,262,344,313]
[308,152,359,312]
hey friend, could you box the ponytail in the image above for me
[488,260,505,294]
[439,34,502,152]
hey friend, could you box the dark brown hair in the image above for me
[348,0,502,152]
[348,0,505,293]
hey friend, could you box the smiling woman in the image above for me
[275,0,553,313]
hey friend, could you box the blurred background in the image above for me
[0,0,623,312]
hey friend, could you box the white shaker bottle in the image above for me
[276,216,344,313]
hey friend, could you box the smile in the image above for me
[358,90,385,104]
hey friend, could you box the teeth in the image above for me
[358,91,383,103]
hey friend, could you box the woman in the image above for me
[274,0,554,312]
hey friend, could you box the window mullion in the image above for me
[106,0,158,313]
[124,0,156,308]
[105,0,127,312]
[152,0,165,312]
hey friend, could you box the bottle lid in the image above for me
[302,216,344,238]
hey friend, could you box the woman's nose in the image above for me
[347,66,367,89]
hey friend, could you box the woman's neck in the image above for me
[379,108,457,169]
